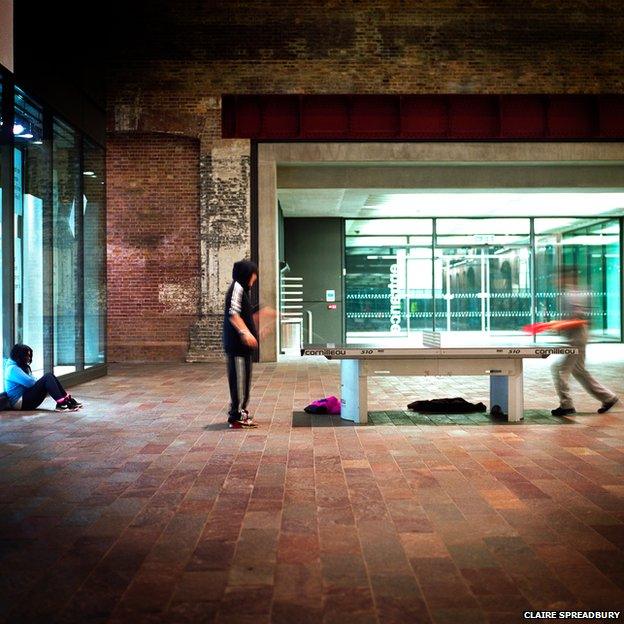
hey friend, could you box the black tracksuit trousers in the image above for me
[226,355,252,420]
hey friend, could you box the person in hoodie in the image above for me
[223,260,260,428]
[4,344,82,411]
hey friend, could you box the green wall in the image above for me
[283,218,343,345]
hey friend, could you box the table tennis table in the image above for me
[301,335,578,423]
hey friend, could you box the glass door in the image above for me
[434,219,532,340]
[434,246,484,332]
[487,244,531,332]
[405,248,434,337]
[434,244,531,336]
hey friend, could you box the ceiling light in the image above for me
[83,171,95,176]
[13,124,24,135]
[20,133,33,139]
[32,140,43,145]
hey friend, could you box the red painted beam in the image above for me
[222,94,624,140]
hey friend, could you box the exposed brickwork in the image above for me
[187,314,225,362]
[107,134,200,361]
[201,142,251,315]
[186,140,251,362]
[108,1,624,95]
[106,1,624,360]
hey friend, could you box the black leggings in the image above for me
[21,373,67,410]
[226,355,252,419]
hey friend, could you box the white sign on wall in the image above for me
[388,249,406,334]
[388,264,401,333]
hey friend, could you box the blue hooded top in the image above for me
[4,359,36,406]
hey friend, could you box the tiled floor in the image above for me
[1,350,624,624]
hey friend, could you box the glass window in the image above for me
[345,220,434,340]
[2,81,107,381]
[436,234,530,247]
[343,215,623,345]
[345,219,432,236]
[53,119,80,375]
[436,218,530,236]
[0,77,3,361]
[14,88,45,375]
[83,140,105,367]
[535,218,621,342]
[346,236,408,248]
[434,243,531,334]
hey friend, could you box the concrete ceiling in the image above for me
[277,163,624,218]
[278,188,624,218]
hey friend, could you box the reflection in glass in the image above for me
[53,119,80,374]
[0,78,3,360]
[14,89,45,375]
[434,245,531,333]
[83,141,106,367]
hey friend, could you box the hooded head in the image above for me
[10,344,33,374]
[232,260,258,290]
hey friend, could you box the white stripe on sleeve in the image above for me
[229,282,244,315]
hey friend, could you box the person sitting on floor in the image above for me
[4,344,82,411]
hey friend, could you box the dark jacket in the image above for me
[223,260,259,356]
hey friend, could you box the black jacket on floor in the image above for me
[222,260,259,356]
[407,397,486,414]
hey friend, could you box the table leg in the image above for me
[507,371,524,422]
[340,359,368,424]
[489,375,508,416]
[489,372,524,422]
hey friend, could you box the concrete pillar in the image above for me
[257,146,279,362]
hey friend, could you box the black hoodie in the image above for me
[222,260,259,355]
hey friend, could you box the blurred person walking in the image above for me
[551,269,618,416]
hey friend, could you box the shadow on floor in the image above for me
[292,412,357,427]
[203,422,232,431]
[293,409,581,427]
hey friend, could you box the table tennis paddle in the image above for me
[522,319,587,335]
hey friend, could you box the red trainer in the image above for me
[228,412,258,428]
[229,420,258,429]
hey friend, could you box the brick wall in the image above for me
[105,1,624,361]
[108,1,624,97]
[107,134,200,361]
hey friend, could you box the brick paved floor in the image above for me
[1,348,624,623]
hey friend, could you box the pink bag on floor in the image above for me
[304,396,341,415]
